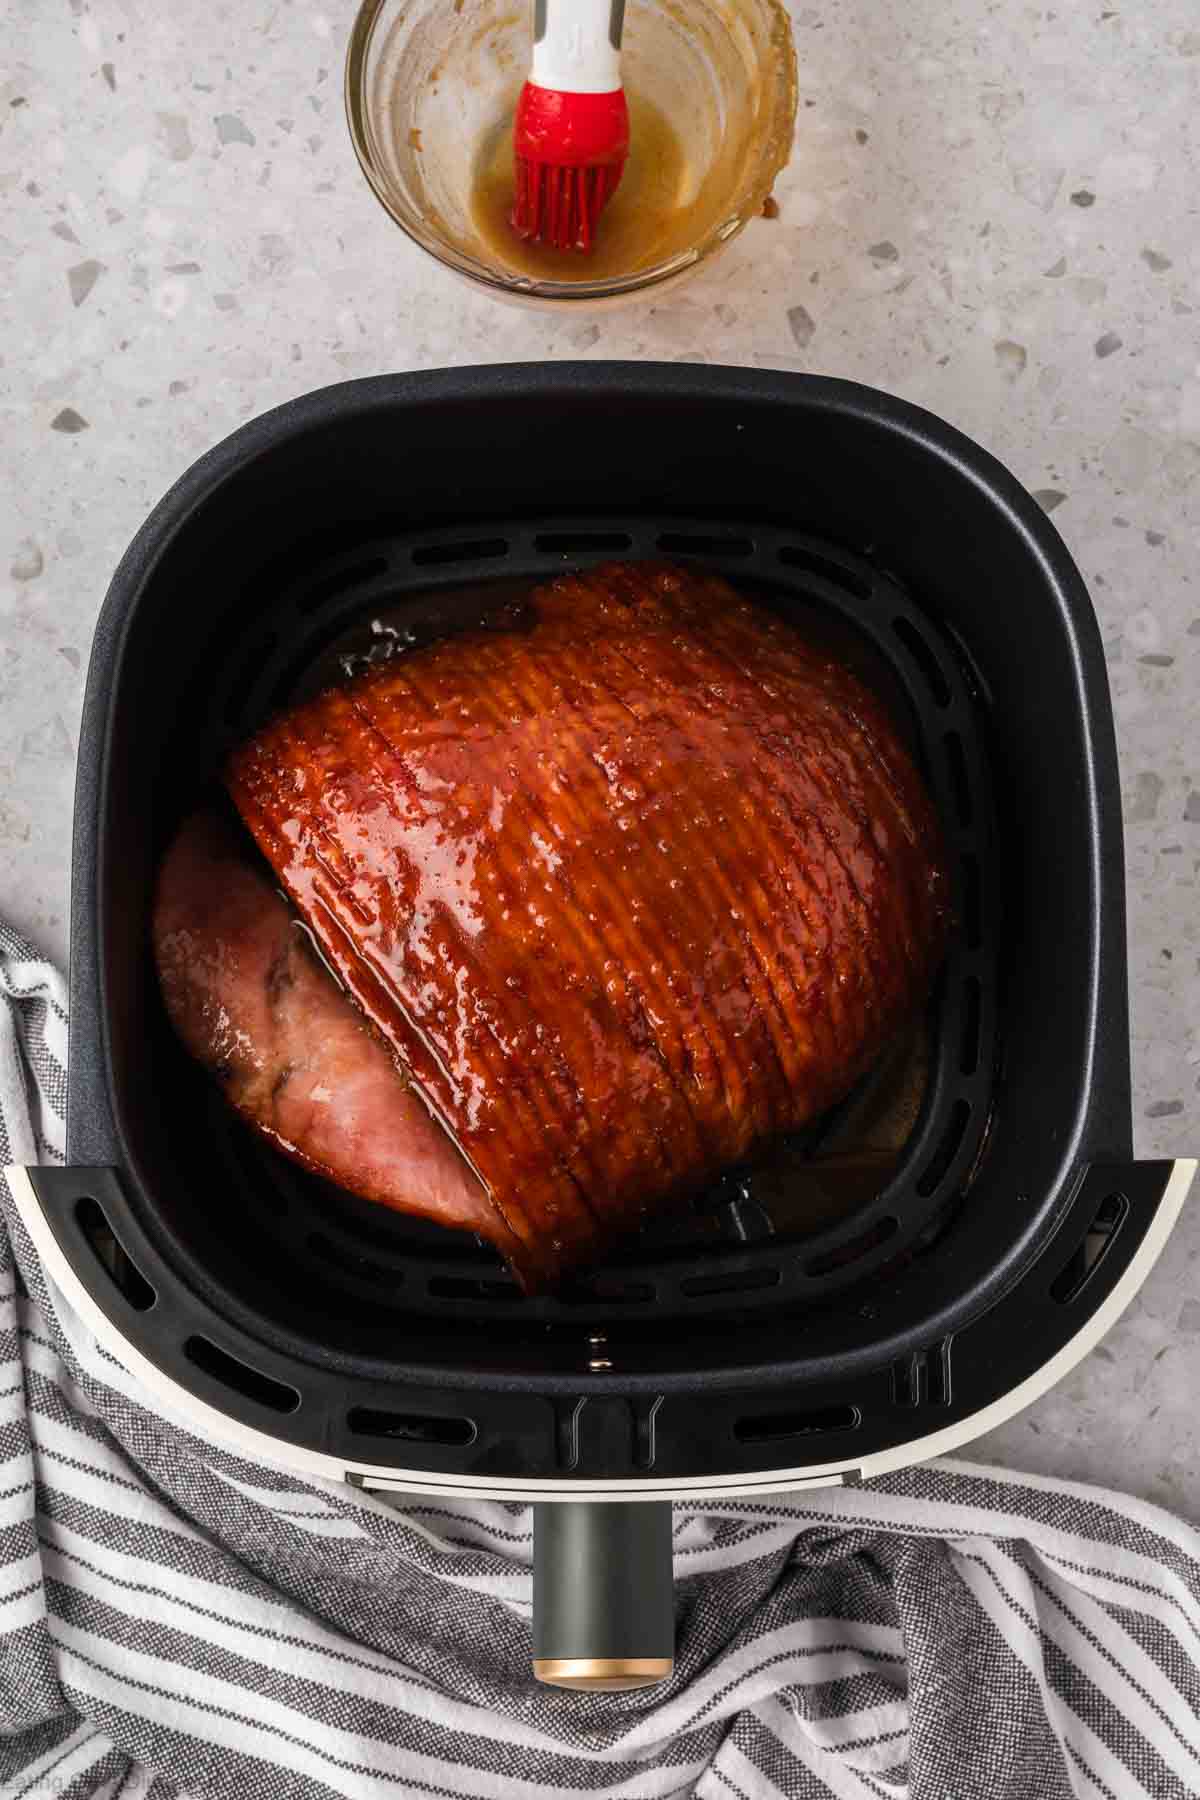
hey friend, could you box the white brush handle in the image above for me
[531,0,625,94]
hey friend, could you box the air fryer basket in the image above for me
[16,366,1190,1505]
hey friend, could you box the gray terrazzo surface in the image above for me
[1,0,1197,1511]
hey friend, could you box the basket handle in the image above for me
[532,1500,674,1690]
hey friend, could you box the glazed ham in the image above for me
[154,807,508,1253]
[201,560,949,1289]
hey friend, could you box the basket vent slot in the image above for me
[893,615,951,708]
[916,1099,971,1198]
[428,1274,521,1303]
[960,977,982,1076]
[944,730,973,827]
[778,544,872,600]
[534,531,634,555]
[411,537,510,568]
[348,1407,476,1446]
[184,1334,300,1414]
[734,1404,860,1443]
[296,556,389,614]
[561,1277,656,1306]
[75,1197,156,1312]
[960,852,982,950]
[804,1214,898,1279]
[657,531,754,558]
[1051,1193,1129,1305]
[680,1266,780,1298]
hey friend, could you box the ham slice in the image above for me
[221,561,948,1289]
[153,806,508,1254]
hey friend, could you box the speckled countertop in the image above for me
[2,0,1198,1511]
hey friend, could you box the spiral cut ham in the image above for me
[207,561,948,1290]
[154,807,504,1251]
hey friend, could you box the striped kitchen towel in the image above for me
[1,917,1199,1800]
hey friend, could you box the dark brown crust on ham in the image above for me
[225,561,948,1289]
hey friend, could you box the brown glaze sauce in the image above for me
[469,92,698,283]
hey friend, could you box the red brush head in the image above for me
[513,84,630,169]
[511,83,630,253]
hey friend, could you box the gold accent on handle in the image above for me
[533,1656,673,1692]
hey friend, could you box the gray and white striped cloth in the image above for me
[1,919,1199,1800]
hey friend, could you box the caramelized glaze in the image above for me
[154,807,502,1248]
[227,562,948,1289]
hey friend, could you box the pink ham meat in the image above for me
[152,807,509,1255]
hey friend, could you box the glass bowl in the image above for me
[345,0,797,306]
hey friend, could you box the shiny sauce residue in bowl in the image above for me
[469,93,695,284]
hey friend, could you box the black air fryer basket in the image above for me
[10,365,1193,1687]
